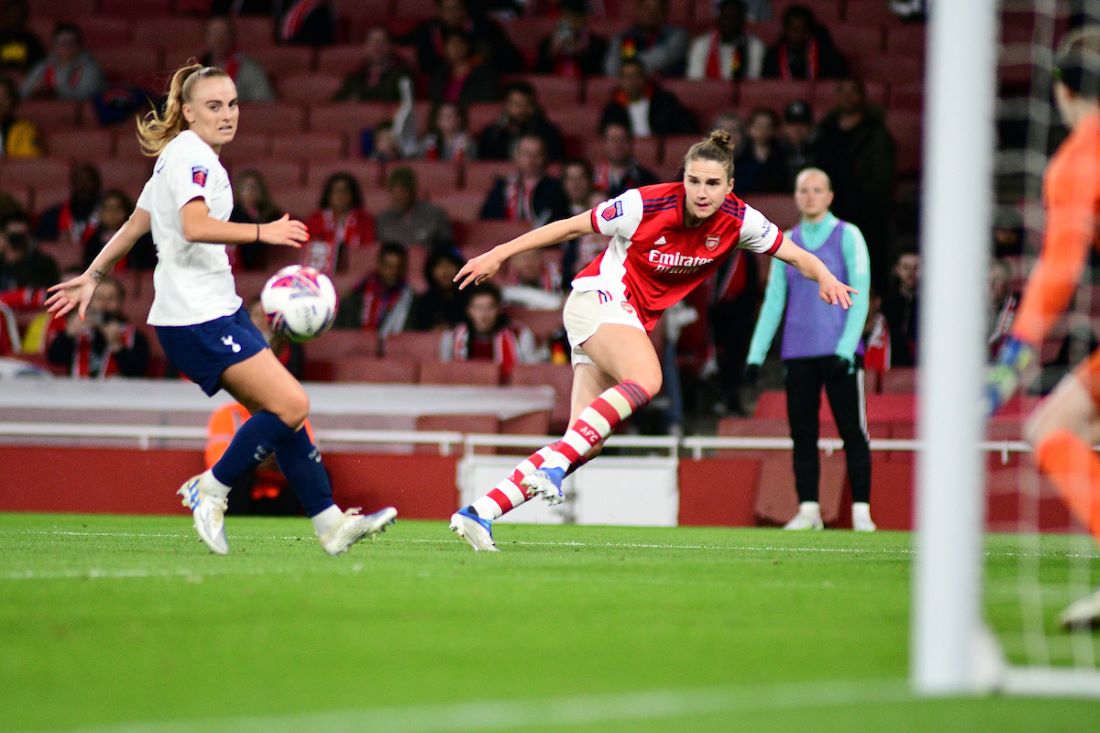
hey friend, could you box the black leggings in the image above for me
[783,356,871,504]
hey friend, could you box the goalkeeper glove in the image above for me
[984,334,1035,416]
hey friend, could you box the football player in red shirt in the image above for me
[449,129,855,551]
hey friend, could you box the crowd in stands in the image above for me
[0,0,1036,434]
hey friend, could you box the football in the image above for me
[259,265,338,343]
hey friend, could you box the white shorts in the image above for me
[562,288,646,366]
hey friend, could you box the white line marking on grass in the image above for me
[61,679,913,733]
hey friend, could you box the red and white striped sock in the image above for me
[469,381,651,521]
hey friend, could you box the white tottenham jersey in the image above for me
[137,130,240,326]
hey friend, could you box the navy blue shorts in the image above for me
[155,307,268,396]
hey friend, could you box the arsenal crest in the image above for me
[705,235,720,251]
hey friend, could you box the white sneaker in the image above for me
[784,501,824,530]
[1060,588,1100,630]
[852,502,877,532]
[177,475,229,555]
[449,507,498,552]
[319,506,397,556]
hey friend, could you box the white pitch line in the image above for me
[58,679,913,733]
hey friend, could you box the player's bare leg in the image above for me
[1025,369,1100,628]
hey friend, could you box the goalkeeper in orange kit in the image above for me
[986,29,1100,628]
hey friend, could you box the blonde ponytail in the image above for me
[135,61,228,157]
[683,129,736,180]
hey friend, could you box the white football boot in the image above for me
[851,502,877,532]
[1060,588,1100,630]
[449,507,498,552]
[178,474,229,555]
[784,501,824,531]
[319,506,398,556]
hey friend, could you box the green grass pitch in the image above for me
[2,513,1098,732]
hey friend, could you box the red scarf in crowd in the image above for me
[356,275,406,331]
[777,39,819,80]
[58,200,98,248]
[280,0,325,42]
[67,325,138,378]
[504,174,536,222]
[42,58,85,95]
[450,322,520,381]
[704,31,744,80]
[863,312,891,373]
[302,208,375,276]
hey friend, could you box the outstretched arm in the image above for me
[180,199,308,247]
[44,207,151,321]
[455,211,594,289]
[772,235,856,309]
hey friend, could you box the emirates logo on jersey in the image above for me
[705,235,720,251]
[647,249,715,275]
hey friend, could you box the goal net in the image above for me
[913,0,1100,696]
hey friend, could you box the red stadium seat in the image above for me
[30,0,96,18]
[251,46,315,76]
[524,74,583,109]
[831,25,885,56]
[455,220,530,251]
[383,331,442,361]
[459,160,510,193]
[46,130,113,161]
[133,17,204,49]
[307,330,380,360]
[842,1,902,27]
[330,355,420,383]
[316,45,367,77]
[276,186,321,219]
[306,159,384,189]
[880,368,917,394]
[309,102,393,135]
[662,79,737,125]
[510,362,574,430]
[0,158,71,190]
[271,131,347,162]
[397,159,461,192]
[79,16,132,48]
[506,307,563,344]
[96,47,161,86]
[240,102,307,134]
[98,158,152,191]
[855,54,922,86]
[279,73,344,105]
[33,186,69,212]
[748,194,800,229]
[466,102,501,137]
[886,25,926,57]
[545,104,603,139]
[235,16,276,48]
[101,0,170,12]
[582,76,617,107]
[737,79,815,112]
[432,190,487,223]
[419,360,502,386]
[219,134,273,167]
[240,159,304,189]
[20,100,80,131]
[891,82,924,113]
[0,186,32,213]
[886,109,923,175]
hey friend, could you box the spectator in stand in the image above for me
[559,158,606,284]
[501,248,562,310]
[199,16,274,103]
[375,166,454,252]
[334,241,413,337]
[762,4,848,80]
[439,282,539,383]
[987,257,1019,359]
[227,169,280,271]
[334,26,413,103]
[778,99,815,188]
[35,162,101,248]
[992,205,1026,259]
[84,190,156,272]
[733,106,789,195]
[427,28,499,107]
[480,133,569,225]
[0,0,43,74]
[687,0,765,81]
[302,172,376,277]
[20,23,104,102]
[367,120,403,161]
[881,248,919,367]
[420,101,476,161]
[599,58,698,138]
[593,122,659,198]
[403,0,523,73]
[47,275,149,378]
[536,0,608,79]
[279,0,335,46]
[477,81,565,162]
[0,213,56,290]
[408,248,467,331]
[710,111,744,152]
[0,75,40,158]
[812,78,896,293]
[604,0,689,77]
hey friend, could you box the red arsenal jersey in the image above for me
[576,182,783,330]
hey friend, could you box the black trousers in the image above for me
[783,356,871,504]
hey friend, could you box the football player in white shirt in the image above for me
[46,62,396,556]
[449,129,855,550]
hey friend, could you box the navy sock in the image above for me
[211,410,295,487]
[275,427,335,517]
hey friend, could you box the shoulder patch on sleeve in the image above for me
[601,200,624,221]
[191,166,209,187]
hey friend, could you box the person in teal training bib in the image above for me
[745,167,875,531]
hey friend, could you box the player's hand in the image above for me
[984,335,1035,416]
[454,249,504,290]
[259,214,308,248]
[44,273,98,321]
[818,275,856,310]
